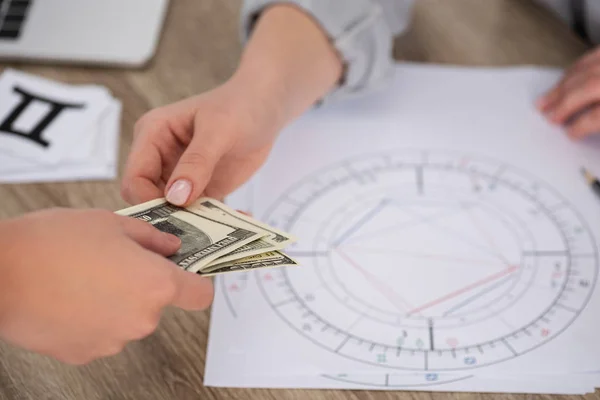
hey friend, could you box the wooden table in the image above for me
[0,1,594,399]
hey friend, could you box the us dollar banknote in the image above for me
[195,198,296,265]
[197,250,299,277]
[209,237,286,265]
[197,198,297,246]
[116,198,268,273]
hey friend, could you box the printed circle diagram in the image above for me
[225,151,598,372]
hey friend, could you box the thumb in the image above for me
[165,136,222,207]
[169,265,215,311]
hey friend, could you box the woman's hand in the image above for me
[538,46,600,139]
[0,208,213,365]
[121,5,343,207]
[121,80,282,206]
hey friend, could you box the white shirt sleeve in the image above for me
[240,0,416,104]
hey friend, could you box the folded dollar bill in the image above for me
[198,250,298,277]
[116,198,298,276]
[194,198,297,264]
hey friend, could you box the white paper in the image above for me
[0,100,121,183]
[0,69,112,164]
[205,373,593,394]
[206,63,600,392]
[0,69,121,183]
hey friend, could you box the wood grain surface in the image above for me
[0,1,595,399]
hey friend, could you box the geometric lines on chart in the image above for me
[327,199,524,322]
[225,150,598,371]
[321,373,473,388]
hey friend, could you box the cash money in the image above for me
[116,198,267,273]
[116,198,298,276]
[195,198,297,264]
[197,198,296,246]
[198,251,299,277]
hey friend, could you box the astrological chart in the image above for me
[210,150,599,390]
[204,64,600,393]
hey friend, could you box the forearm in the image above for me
[227,5,343,130]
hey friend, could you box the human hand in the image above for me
[537,47,600,139]
[121,5,342,207]
[0,208,213,365]
[121,79,284,207]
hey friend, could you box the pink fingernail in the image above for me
[167,179,192,206]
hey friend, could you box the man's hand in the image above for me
[0,208,213,365]
[538,47,600,139]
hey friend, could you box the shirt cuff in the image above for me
[240,0,400,104]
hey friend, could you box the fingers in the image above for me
[543,74,600,125]
[118,216,181,256]
[128,246,214,311]
[121,134,166,205]
[537,73,582,113]
[536,49,600,139]
[165,134,226,207]
[122,112,186,205]
[169,266,214,311]
[567,106,600,139]
[538,76,567,112]
[121,177,164,206]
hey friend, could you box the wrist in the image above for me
[230,4,343,127]
[224,57,291,137]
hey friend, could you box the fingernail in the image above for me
[166,179,192,206]
[164,233,181,247]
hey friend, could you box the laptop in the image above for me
[0,0,170,67]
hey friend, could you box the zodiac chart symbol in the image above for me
[221,151,598,384]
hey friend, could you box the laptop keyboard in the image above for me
[0,0,32,40]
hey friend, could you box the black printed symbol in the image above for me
[0,86,85,148]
